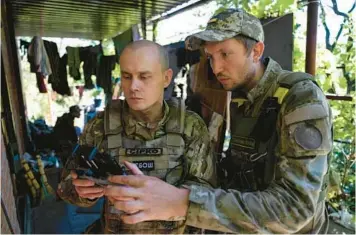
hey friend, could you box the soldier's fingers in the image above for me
[107,196,115,204]
[73,178,95,187]
[76,186,104,195]
[88,192,104,200]
[105,185,141,198]
[113,196,136,201]
[124,161,144,175]
[107,196,135,205]
[80,192,104,200]
[70,171,78,179]
[108,175,146,187]
[114,200,144,213]
[120,211,151,224]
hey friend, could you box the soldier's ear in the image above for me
[163,68,173,88]
[252,41,264,63]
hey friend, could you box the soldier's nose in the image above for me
[130,79,140,91]
[211,59,223,75]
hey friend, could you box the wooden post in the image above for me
[305,0,319,75]
[1,0,30,156]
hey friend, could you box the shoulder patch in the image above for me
[294,123,322,150]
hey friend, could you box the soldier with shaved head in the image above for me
[57,40,216,234]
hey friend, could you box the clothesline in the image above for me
[20,25,202,99]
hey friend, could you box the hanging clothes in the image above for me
[56,54,71,96]
[43,40,61,91]
[35,73,47,93]
[66,46,81,80]
[80,45,100,89]
[96,54,116,94]
[28,36,52,76]
[28,36,52,93]
[112,25,141,63]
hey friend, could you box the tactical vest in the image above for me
[221,71,315,192]
[102,100,188,234]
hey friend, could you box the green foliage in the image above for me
[329,141,355,213]
[91,89,102,98]
[214,0,295,17]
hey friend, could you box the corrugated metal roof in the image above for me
[9,0,191,39]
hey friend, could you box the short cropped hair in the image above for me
[234,35,257,56]
[122,40,169,71]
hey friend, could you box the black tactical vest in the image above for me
[220,71,314,192]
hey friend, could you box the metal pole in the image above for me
[305,0,319,75]
[141,0,147,39]
[152,22,157,42]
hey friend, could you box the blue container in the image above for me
[94,99,102,108]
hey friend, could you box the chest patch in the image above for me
[126,148,163,156]
[132,160,155,171]
[231,136,256,149]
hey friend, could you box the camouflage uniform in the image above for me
[183,9,333,234]
[57,100,216,234]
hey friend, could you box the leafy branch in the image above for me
[320,0,355,52]
[320,0,355,95]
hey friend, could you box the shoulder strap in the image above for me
[104,99,123,135]
[277,70,314,88]
[165,99,185,135]
[273,71,314,104]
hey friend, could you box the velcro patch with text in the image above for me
[132,160,155,171]
[126,148,163,156]
[231,136,256,149]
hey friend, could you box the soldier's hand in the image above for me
[105,174,190,224]
[123,161,144,175]
[105,161,142,213]
[71,171,105,200]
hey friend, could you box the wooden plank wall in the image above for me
[1,137,21,234]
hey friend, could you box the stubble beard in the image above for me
[225,67,256,92]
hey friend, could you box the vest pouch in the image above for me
[225,150,268,191]
[224,130,277,192]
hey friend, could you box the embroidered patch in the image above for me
[132,160,155,171]
[126,148,162,156]
[294,123,322,150]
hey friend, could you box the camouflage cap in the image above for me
[185,8,264,50]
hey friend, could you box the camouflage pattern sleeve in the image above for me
[57,112,106,207]
[185,80,333,233]
[182,111,217,188]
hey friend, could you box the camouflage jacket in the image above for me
[184,58,333,234]
[57,100,216,233]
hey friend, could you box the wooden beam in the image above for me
[325,94,353,101]
[1,0,29,156]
